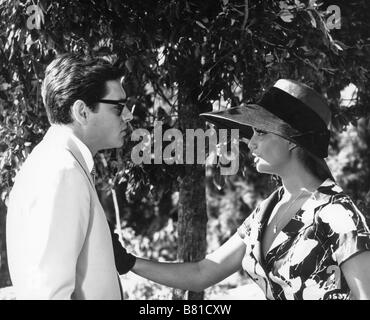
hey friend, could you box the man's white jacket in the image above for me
[6,125,122,299]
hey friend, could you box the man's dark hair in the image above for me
[41,53,122,124]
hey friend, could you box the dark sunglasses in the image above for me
[97,98,135,110]
[96,76,135,111]
[97,99,136,119]
[98,99,127,106]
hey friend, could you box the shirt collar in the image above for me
[51,125,95,173]
[277,178,342,210]
[313,178,343,199]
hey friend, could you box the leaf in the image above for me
[5,28,14,51]
[294,0,305,9]
[333,40,349,51]
[195,20,208,31]
[0,83,11,91]
[287,39,296,48]
[279,7,294,23]
[334,42,343,51]
[265,53,274,63]
[307,10,317,28]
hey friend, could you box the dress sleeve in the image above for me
[318,196,370,266]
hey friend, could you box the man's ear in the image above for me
[71,100,89,125]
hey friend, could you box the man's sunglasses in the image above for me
[96,76,135,114]
[97,99,135,121]
[98,99,127,107]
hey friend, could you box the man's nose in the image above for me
[121,106,133,122]
[248,135,256,151]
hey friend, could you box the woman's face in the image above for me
[242,128,292,176]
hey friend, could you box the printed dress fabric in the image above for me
[237,179,370,300]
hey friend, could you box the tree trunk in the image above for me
[172,80,208,300]
[172,165,207,300]
[0,201,11,288]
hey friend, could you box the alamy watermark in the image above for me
[26,4,44,30]
[26,3,342,31]
[130,121,239,175]
[279,1,341,30]
[24,1,341,176]
[325,5,341,30]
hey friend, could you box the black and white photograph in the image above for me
[0,0,370,307]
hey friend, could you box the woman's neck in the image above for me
[280,167,324,199]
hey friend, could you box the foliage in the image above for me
[1,0,369,202]
[327,118,370,223]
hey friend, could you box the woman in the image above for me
[131,79,370,300]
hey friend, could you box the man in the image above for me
[6,53,135,299]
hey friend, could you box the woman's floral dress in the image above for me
[237,179,370,300]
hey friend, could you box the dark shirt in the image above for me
[108,221,136,274]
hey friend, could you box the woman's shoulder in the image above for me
[315,180,369,233]
[316,179,359,207]
[313,179,354,206]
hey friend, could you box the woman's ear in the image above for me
[71,100,89,125]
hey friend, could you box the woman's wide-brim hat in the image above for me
[200,79,331,158]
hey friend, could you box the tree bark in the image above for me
[172,164,208,300]
[0,201,11,288]
[172,80,208,300]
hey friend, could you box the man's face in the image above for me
[87,79,133,152]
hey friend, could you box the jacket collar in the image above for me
[43,125,95,188]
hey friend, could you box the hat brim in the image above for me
[200,104,299,139]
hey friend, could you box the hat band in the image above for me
[259,87,328,132]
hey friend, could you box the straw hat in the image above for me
[200,79,331,158]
